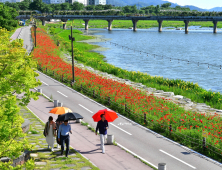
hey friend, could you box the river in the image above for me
[82,26,222,93]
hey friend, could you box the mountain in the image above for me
[108,0,206,11]
[208,7,222,12]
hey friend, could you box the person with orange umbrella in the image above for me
[49,107,72,148]
[93,109,118,154]
[49,107,72,115]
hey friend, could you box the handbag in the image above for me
[43,122,48,137]
[43,129,46,137]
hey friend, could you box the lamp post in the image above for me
[69,26,75,85]
[33,22,37,47]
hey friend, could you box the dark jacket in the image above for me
[96,120,109,135]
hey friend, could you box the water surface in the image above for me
[83,27,222,92]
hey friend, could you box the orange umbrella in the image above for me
[49,107,72,115]
[92,109,118,122]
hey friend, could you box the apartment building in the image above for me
[89,0,106,5]
[94,0,106,5]
[0,0,23,3]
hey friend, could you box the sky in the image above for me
[167,0,222,9]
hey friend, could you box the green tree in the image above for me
[161,3,171,8]
[103,4,112,10]
[95,4,104,10]
[72,2,84,10]
[29,0,45,11]
[86,5,95,10]
[0,4,18,31]
[139,10,145,14]
[0,28,40,169]
[18,0,31,10]
[61,2,70,10]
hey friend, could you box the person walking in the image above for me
[56,115,63,149]
[95,114,109,154]
[58,120,72,157]
[45,116,56,152]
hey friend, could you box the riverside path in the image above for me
[15,26,222,170]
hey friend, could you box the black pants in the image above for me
[61,135,70,156]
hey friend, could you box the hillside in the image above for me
[109,0,206,11]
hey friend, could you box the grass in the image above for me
[65,20,222,29]
[18,106,99,170]
[41,25,222,110]
[32,26,222,162]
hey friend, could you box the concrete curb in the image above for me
[36,70,222,168]
[26,106,98,168]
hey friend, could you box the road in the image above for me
[20,26,222,170]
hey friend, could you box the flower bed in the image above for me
[31,27,222,162]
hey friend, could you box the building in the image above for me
[42,0,65,4]
[88,0,94,5]
[88,0,106,5]
[0,0,23,2]
[75,0,88,6]
[94,0,106,5]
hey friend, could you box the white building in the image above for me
[0,0,23,2]
[94,0,106,5]
[49,0,65,4]
[73,0,88,6]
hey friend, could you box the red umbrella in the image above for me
[92,109,118,122]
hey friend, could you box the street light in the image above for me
[33,21,37,47]
[69,26,75,85]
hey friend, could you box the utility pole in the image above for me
[69,26,75,85]
[34,21,37,47]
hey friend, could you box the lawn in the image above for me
[64,20,222,29]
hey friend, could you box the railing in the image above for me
[36,63,222,165]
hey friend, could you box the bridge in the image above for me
[16,15,222,33]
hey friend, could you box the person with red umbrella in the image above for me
[95,114,109,154]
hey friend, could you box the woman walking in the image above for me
[56,115,63,148]
[45,116,56,152]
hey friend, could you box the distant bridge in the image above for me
[16,15,222,33]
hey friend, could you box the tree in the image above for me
[161,3,171,8]
[29,0,45,11]
[72,2,84,10]
[131,5,138,13]
[42,4,53,12]
[155,5,160,13]
[61,2,70,10]
[139,10,145,14]
[0,4,18,31]
[0,28,40,169]
[103,4,112,10]
[18,0,31,10]
[54,4,62,10]
[86,5,95,10]
[95,4,104,10]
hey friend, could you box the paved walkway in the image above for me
[19,105,98,170]
[27,94,152,170]
[10,27,22,40]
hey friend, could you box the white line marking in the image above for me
[118,143,158,169]
[57,91,68,97]
[110,123,132,135]
[36,71,222,167]
[159,149,196,169]
[79,104,93,113]
[41,80,48,86]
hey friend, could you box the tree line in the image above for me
[3,0,193,14]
